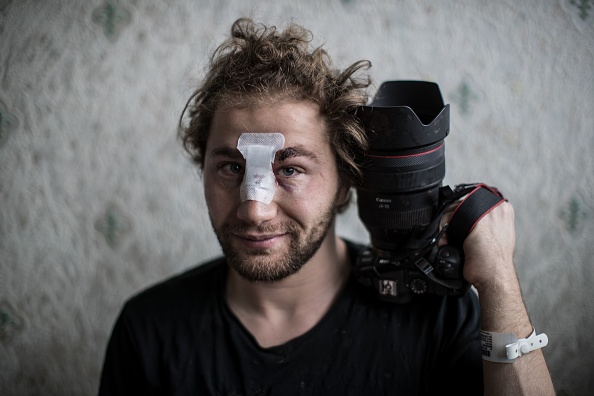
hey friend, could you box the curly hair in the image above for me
[179,18,371,212]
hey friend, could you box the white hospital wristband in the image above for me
[481,327,548,363]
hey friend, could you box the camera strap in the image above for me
[353,183,507,302]
[444,183,507,247]
[405,183,506,294]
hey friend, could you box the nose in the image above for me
[236,199,278,226]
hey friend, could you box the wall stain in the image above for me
[559,194,589,234]
[95,203,131,248]
[561,0,594,31]
[450,80,479,117]
[0,99,19,147]
[569,0,593,20]
[92,0,132,42]
[0,301,25,341]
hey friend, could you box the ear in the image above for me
[335,183,351,208]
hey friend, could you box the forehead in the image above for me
[207,100,330,153]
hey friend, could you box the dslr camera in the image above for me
[353,81,503,303]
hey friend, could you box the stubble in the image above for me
[214,207,336,283]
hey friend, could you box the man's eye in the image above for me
[223,163,243,174]
[280,167,296,177]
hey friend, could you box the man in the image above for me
[99,18,555,395]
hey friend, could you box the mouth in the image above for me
[232,232,287,249]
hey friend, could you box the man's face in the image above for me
[203,100,346,282]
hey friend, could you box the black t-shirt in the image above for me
[99,241,483,395]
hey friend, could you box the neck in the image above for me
[226,228,351,347]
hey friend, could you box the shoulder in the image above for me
[120,256,227,321]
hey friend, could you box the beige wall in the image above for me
[1,0,593,394]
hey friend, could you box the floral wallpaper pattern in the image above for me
[0,1,593,395]
[92,0,131,42]
[0,100,19,148]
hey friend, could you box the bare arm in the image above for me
[461,202,555,395]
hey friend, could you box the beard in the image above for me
[212,206,336,283]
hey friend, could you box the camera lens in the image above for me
[356,81,450,252]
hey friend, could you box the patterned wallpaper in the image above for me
[0,0,593,395]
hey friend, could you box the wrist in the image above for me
[475,272,533,336]
[470,261,518,297]
[472,268,518,297]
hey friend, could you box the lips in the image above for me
[232,232,287,249]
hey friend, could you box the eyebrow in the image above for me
[209,146,243,159]
[277,146,319,162]
[210,145,319,163]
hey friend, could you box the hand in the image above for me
[460,201,516,291]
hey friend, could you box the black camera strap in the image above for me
[406,183,506,294]
[444,183,507,247]
[396,183,505,262]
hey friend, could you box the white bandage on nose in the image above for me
[237,133,285,204]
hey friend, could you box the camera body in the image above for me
[354,81,469,303]
[355,244,466,302]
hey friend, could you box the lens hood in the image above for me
[356,81,450,150]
